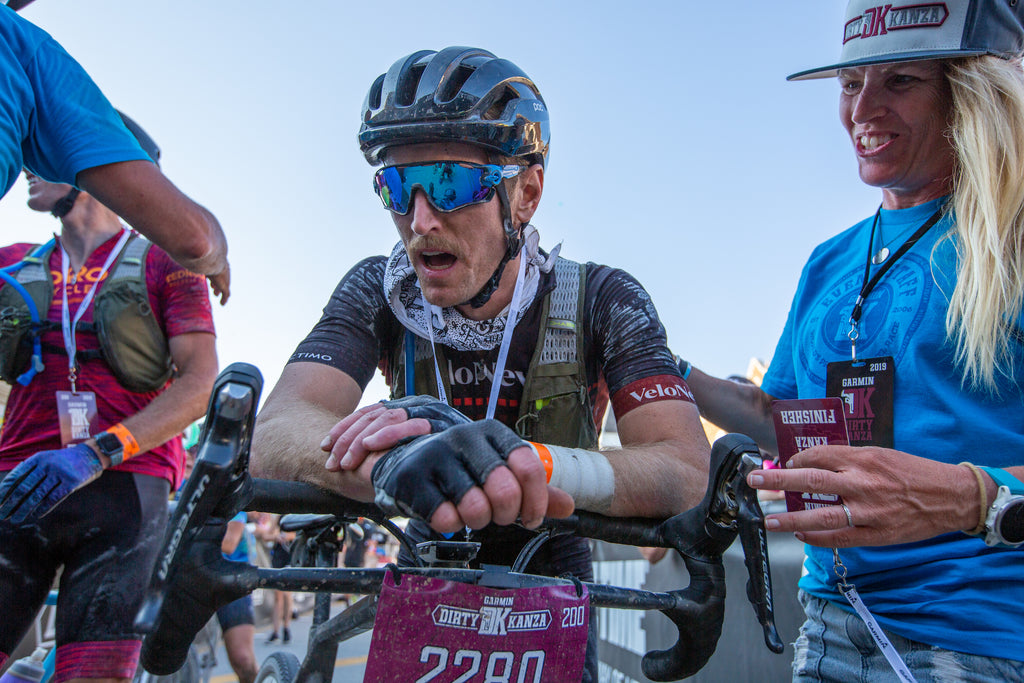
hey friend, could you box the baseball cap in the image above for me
[788,0,1024,81]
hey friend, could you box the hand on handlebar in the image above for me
[324,395,470,472]
[370,419,573,532]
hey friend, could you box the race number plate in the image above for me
[772,397,849,513]
[364,572,589,682]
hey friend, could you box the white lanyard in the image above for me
[425,252,528,420]
[60,228,131,391]
[833,549,918,682]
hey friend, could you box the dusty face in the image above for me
[24,171,74,214]
[838,60,955,209]
[382,143,510,310]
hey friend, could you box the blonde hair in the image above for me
[944,55,1024,390]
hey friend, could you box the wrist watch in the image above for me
[91,430,125,467]
[979,467,1024,548]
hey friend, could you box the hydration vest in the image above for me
[0,234,173,393]
[390,257,599,450]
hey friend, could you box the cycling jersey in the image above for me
[0,232,215,488]
[762,197,1024,661]
[289,252,686,578]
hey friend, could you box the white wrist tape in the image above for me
[542,443,615,513]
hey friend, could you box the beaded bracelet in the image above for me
[959,462,988,536]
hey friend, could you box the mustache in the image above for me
[406,237,462,260]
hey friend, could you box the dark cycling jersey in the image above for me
[288,254,686,579]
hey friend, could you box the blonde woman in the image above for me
[683,1,1024,680]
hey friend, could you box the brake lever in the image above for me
[641,433,782,681]
[135,362,263,673]
[734,452,785,653]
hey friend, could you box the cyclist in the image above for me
[251,46,710,681]
[0,4,230,302]
[0,115,219,683]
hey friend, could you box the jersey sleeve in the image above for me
[288,256,396,390]
[584,264,693,419]
[147,245,215,338]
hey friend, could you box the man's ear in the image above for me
[513,164,544,225]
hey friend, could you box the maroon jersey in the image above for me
[0,232,215,487]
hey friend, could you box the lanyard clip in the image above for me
[832,547,851,589]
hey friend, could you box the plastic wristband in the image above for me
[959,462,988,536]
[528,442,553,483]
[107,423,141,461]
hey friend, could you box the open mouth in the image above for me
[421,251,457,271]
[858,133,895,153]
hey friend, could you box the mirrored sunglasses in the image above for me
[372,161,524,215]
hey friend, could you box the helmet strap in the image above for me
[50,188,80,219]
[463,182,525,309]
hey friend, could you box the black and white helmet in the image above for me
[358,47,549,167]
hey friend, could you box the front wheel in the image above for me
[255,652,300,683]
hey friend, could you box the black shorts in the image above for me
[0,470,169,681]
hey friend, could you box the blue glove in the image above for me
[0,443,104,524]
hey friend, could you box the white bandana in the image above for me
[383,225,559,351]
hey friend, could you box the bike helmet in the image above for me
[118,110,161,166]
[358,47,550,167]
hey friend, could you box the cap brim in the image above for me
[786,48,993,81]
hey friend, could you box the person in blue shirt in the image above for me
[681,1,1024,681]
[0,4,230,303]
[217,512,258,683]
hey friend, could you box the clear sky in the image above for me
[0,1,882,406]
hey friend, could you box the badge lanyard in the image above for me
[847,204,945,361]
[424,251,528,420]
[830,204,944,683]
[60,228,131,392]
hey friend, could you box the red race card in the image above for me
[771,398,849,513]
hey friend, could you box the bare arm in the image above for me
[606,399,709,517]
[251,362,373,499]
[222,518,245,555]
[90,332,218,465]
[76,160,230,304]
[685,366,777,453]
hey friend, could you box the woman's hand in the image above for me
[746,444,979,547]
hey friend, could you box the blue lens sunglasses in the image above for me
[373,161,524,215]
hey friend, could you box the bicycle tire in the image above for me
[254,652,300,683]
[134,645,201,683]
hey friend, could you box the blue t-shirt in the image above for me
[762,197,1024,660]
[0,6,148,198]
[222,511,249,564]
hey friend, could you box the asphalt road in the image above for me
[209,595,371,683]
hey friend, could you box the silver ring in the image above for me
[841,503,854,528]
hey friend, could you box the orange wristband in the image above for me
[530,442,553,483]
[107,423,141,461]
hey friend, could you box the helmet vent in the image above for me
[396,65,426,107]
[437,65,475,104]
[482,86,518,121]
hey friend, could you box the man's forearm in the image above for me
[252,403,376,501]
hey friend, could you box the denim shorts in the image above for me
[793,590,1024,683]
